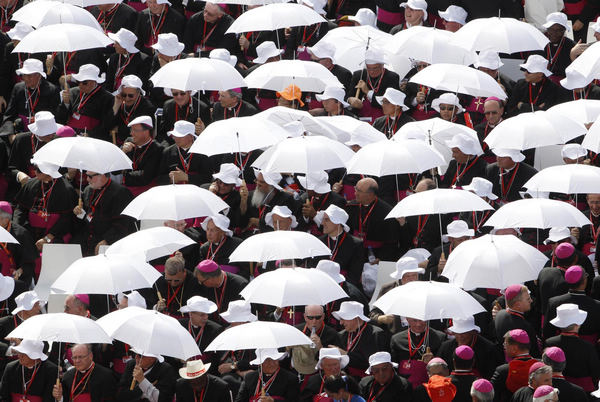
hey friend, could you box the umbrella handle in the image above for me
[157,290,164,302]
[354,87,361,99]
[130,377,136,391]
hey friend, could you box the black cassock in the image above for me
[175,375,232,402]
[235,368,299,402]
[0,359,58,402]
[116,360,177,402]
[59,363,117,402]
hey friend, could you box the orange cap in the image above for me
[276,84,305,107]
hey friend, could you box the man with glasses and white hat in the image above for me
[425,220,474,282]
[207,164,242,227]
[308,43,352,92]
[0,58,59,139]
[105,30,151,94]
[0,339,57,402]
[148,33,188,108]
[184,3,236,57]
[439,5,467,32]
[432,93,471,126]
[56,64,114,140]
[460,177,498,235]
[473,96,506,163]
[538,12,575,80]
[176,359,231,401]
[474,51,515,98]
[485,148,537,204]
[117,348,177,402]
[110,75,157,145]
[390,0,429,33]
[134,0,185,54]
[199,215,248,279]
[440,134,486,189]
[372,88,413,139]
[300,347,349,401]
[358,352,412,402]
[311,86,355,117]
[158,85,211,144]
[179,296,222,371]
[298,172,346,234]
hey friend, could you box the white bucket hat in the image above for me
[439,5,467,25]
[220,300,257,323]
[28,111,61,137]
[254,41,283,64]
[72,64,105,83]
[168,120,197,139]
[31,159,62,179]
[212,163,242,186]
[390,257,424,280]
[152,33,184,57]
[12,339,48,361]
[474,50,503,70]
[543,12,569,30]
[560,69,592,90]
[315,260,345,284]
[256,170,283,191]
[12,290,44,315]
[179,359,210,379]
[200,214,233,237]
[141,0,171,5]
[332,301,369,322]
[117,290,147,309]
[108,28,139,54]
[592,16,600,33]
[131,347,164,363]
[401,248,431,263]
[7,22,33,41]
[550,303,587,328]
[314,204,350,232]
[297,170,331,194]
[347,8,377,27]
[127,115,153,129]
[364,47,385,65]
[376,88,409,111]
[447,316,480,334]
[544,227,576,245]
[114,74,145,96]
[444,220,474,240]
[446,133,481,156]
[210,48,237,66]
[561,144,587,160]
[265,205,298,229]
[400,0,428,20]
[520,55,552,77]
[462,177,498,200]
[0,275,14,303]
[315,347,349,370]
[298,0,326,15]
[492,148,525,163]
[308,42,335,61]
[365,351,398,374]
[316,87,349,108]
[16,59,46,78]
[432,93,464,114]
[180,295,217,314]
[250,348,287,365]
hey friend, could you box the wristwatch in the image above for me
[44,236,52,243]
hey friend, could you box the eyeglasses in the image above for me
[439,106,455,111]
[86,173,100,178]
[172,91,187,97]
[305,315,323,320]
[72,353,91,360]
[121,93,137,99]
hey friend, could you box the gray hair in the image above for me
[227,89,242,99]
[529,365,552,384]
[470,386,494,402]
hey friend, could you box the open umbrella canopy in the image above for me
[240,268,348,307]
[244,60,343,93]
[31,136,132,173]
[121,184,229,221]
[229,231,331,262]
[441,234,548,290]
[582,118,600,154]
[386,188,493,219]
[257,107,337,139]
[149,57,246,92]
[373,281,485,320]
[316,115,385,145]
[523,164,600,195]
[7,313,112,344]
[226,3,326,34]
[564,41,600,81]
[105,227,196,261]
[13,1,103,30]
[0,226,19,244]
[51,254,161,294]
[547,99,600,127]
[13,23,112,54]
[205,321,312,352]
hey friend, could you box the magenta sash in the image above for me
[219,264,239,275]
[342,184,356,201]
[127,1,147,12]
[67,114,100,132]
[565,376,595,392]
[359,98,383,123]
[564,1,585,15]
[397,359,428,388]
[11,394,43,402]
[256,97,278,111]
[377,8,403,25]
[0,247,15,277]
[125,182,154,197]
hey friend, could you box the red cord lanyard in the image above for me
[115,54,133,86]
[384,116,400,138]
[193,387,207,402]
[214,274,228,311]
[408,327,428,359]
[346,322,367,352]
[76,85,102,114]
[188,320,204,344]
[131,140,153,170]
[224,101,242,120]
[177,147,194,174]
[590,213,599,244]
[451,156,480,187]
[120,95,141,125]
[149,7,168,44]
[358,199,378,235]
[367,71,384,94]
[64,52,77,73]
[201,21,219,49]
[528,81,546,107]
[546,37,565,70]
[70,363,95,400]
[301,25,319,46]
[253,368,280,398]
[472,210,491,231]
[414,215,429,245]
[500,164,519,200]
[206,238,225,260]
[97,5,118,32]
[89,178,111,217]
[368,381,389,402]
[1,0,18,30]
[310,193,330,212]
[35,180,56,214]
[21,363,40,395]
[328,232,347,260]
[175,102,191,122]
[166,282,184,308]
[26,86,40,118]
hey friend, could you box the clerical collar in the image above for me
[137,138,152,148]
[501,163,517,173]
[328,228,344,240]
[406,21,423,28]
[507,307,524,315]
[80,362,94,373]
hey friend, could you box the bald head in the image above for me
[355,178,378,205]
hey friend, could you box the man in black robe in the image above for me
[117,350,177,402]
[134,0,185,55]
[534,12,575,80]
[195,259,248,320]
[358,351,413,402]
[105,30,152,95]
[183,3,236,57]
[91,2,137,35]
[426,220,473,282]
[0,203,37,284]
[372,88,414,138]
[473,97,505,163]
[154,255,202,319]
[485,148,537,205]
[176,359,232,401]
[198,215,248,279]
[542,346,588,402]
[440,134,487,189]
[494,285,540,357]
[211,90,258,122]
[158,89,211,144]
[110,74,156,145]
[206,164,242,229]
[297,171,346,235]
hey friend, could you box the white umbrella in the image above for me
[228,231,331,262]
[7,313,112,344]
[189,116,288,157]
[121,184,229,221]
[251,135,354,173]
[149,57,246,92]
[311,25,392,73]
[583,118,600,154]
[240,268,348,307]
[441,234,548,290]
[257,107,337,139]
[547,100,600,127]
[51,254,161,294]
[409,63,507,99]
[31,136,132,174]
[218,0,287,3]
[483,111,586,151]
[388,26,477,66]
[373,281,485,320]
[564,41,600,81]
[96,307,200,360]
[386,188,494,219]
[205,321,312,351]
[449,17,549,53]
[62,0,125,6]
[244,60,343,93]
[226,3,326,34]
[105,227,196,262]
[484,198,592,229]
[13,1,103,31]
[0,226,19,244]
[345,139,445,176]
[523,164,600,195]
[315,115,385,144]
[13,23,112,54]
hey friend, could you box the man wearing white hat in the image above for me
[264,205,298,232]
[574,193,600,256]
[207,163,243,226]
[105,29,151,93]
[148,33,187,107]
[158,86,211,143]
[333,301,388,378]
[432,92,471,126]
[237,348,299,401]
[184,3,236,57]
[312,86,355,117]
[474,51,515,98]
[298,171,346,235]
[505,55,565,116]
[110,74,156,144]
[308,42,352,92]
[473,96,506,163]
[539,12,575,80]
[117,348,177,402]
[460,177,497,235]
[134,0,185,54]
[0,58,59,138]
[358,351,412,401]
[546,303,600,392]
[426,220,474,281]
[285,0,329,60]
[56,64,115,140]
[175,359,231,401]
[0,339,57,401]
[389,0,429,33]
[301,347,349,401]
[90,1,137,35]
[439,5,467,32]
[485,148,538,204]
[0,291,44,363]
[198,215,248,279]
[373,88,414,138]
[561,69,600,101]
[238,29,281,67]
[440,133,487,189]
